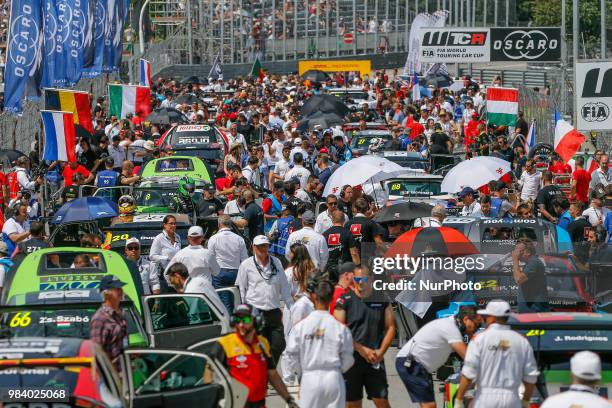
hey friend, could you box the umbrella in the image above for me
[175,94,201,105]
[0,149,26,166]
[146,107,189,125]
[51,197,118,224]
[181,75,206,85]
[297,112,344,132]
[300,94,349,117]
[301,70,331,83]
[441,156,512,193]
[385,227,478,258]
[323,156,406,196]
[374,202,433,223]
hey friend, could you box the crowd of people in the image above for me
[0,68,610,407]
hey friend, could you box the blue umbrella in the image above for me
[51,197,119,224]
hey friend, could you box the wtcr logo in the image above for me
[422,31,487,46]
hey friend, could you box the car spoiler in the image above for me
[508,313,612,330]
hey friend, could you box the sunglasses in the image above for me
[166,222,177,225]
[126,246,140,251]
[353,277,368,283]
[232,315,253,325]
[327,201,338,206]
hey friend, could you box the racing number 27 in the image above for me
[10,312,31,327]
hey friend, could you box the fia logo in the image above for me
[581,102,610,122]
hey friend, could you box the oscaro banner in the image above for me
[576,61,612,131]
[419,27,560,63]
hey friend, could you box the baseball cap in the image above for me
[144,140,156,151]
[253,235,270,246]
[0,241,8,255]
[570,351,602,380]
[457,186,476,198]
[188,226,204,237]
[125,237,140,247]
[104,156,115,166]
[495,180,507,191]
[204,183,216,192]
[293,138,303,146]
[98,275,126,291]
[302,210,316,224]
[477,299,511,317]
[319,147,329,154]
[339,262,357,275]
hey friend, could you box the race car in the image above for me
[377,150,429,171]
[0,337,249,408]
[155,124,228,176]
[103,213,191,254]
[1,247,144,314]
[139,156,212,183]
[444,312,612,407]
[342,121,388,140]
[384,173,443,205]
[133,179,206,213]
[328,88,377,110]
[349,129,392,157]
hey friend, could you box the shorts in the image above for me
[395,357,435,403]
[344,352,389,401]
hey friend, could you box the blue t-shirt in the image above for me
[558,211,573,231]
[605,212,612,243]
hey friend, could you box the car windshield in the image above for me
[134,189,203,207]
[331,91,370,101]
[1,307,140,339]
[42,252,105,271]
[154,158,194,172]
[481,226,540,253]
[350,135,389,149]
[386,180,442,197]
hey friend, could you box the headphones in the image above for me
[230,304,265,333]
[340,184,351,199]
[306,275,320,294]
[593,225,607,243]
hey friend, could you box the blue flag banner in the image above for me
[83,0,95,68]
[83,0,107,77]
[41,0,58,87]
[64,0,90,85]
[102,0,127,73]
[4,0,44,112]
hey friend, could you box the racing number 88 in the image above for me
[10,312,31,327]
[390,183,401,191]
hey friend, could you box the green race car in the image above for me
[133,179,205,213]
[139,156,212,183]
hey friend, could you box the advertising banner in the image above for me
[419,27,561,63]
[576,61,612,131]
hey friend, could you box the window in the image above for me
[147,296,220,331]
[154,158,195,172]
[41,252,105,271]
[131,353,213,394]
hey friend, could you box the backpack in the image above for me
[270,216,293,256]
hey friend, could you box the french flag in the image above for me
[41,111,77,162]
[411,72,420,102]
[140,59,152,87]
[554,111,585,163]
[524,119,535,155]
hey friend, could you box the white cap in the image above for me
[477,299,511,317]
[188,226,204,237]
[144,140,156,151]
[125,237,140,247]
[293,138,303,146]
[253,235,270,246]
[571,351,601,380]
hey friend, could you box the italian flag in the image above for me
[109,84,151,119]
[486,87,518,127]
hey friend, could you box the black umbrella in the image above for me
[300,94,349,117]
[0,149,26,166]
[181,75,206,85]
[175,94,201,105]
[146,108,189,125]
[297,112,344,132]
[373,201,433,223]
[301,69,331,83]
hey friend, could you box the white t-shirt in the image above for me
[2,217,28,237]
[284,165,311,189]
[273,159,290,179]
[397,317,463,373]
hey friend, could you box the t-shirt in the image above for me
[430,132,450,154]
[62,165,91,187]
[197,197,223,217]
[335,289,388,349]
[396,317,463,373]
[567,217,592,242]
[347,216,381,254]
[323,225,357,280]
[329,286,348,314]
[572,169,591,203]
[536,185,565,216]
[0,173,7,204]
[520,255,548,304]
[243,201,264,241]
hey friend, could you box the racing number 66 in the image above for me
[10,312,31,327]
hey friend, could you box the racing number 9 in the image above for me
[10,312,31,327]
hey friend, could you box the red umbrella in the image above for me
[385,227,478,258]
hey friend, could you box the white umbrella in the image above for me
[323,156,405,196]
[441,156,512,193]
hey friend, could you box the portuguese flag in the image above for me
[250,56,264,80]
[109,84,151,119]
[486,87,519,127]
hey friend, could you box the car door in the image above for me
[215,287,241,311]
[142,294,229,349]
[120,349,248,408]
